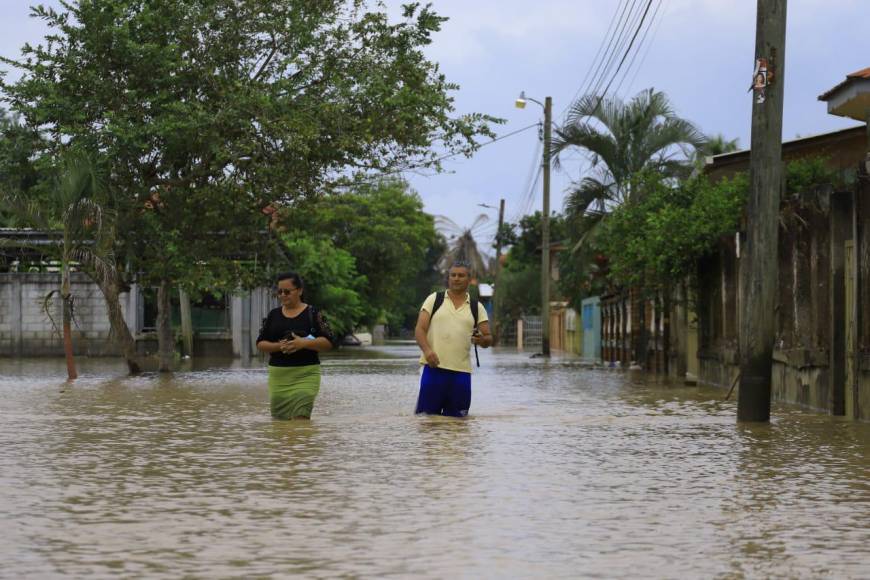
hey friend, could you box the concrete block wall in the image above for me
[0,272,129,356]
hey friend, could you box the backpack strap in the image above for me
[470,296,479,329]
[431,291,445,317]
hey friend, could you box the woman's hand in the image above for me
[279,335,301,354]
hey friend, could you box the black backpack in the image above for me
[431,291,479,329]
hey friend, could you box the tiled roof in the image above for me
[819,67,870,101]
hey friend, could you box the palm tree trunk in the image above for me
[156,279,175,372]
[61,262,78,381]
[95,274,142,374]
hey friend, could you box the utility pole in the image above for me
[738,0,787,422]
[492,198,506,345]
[541,96,552,357]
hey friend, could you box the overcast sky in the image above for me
[2,1,868,252]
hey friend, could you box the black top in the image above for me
[256,305,336,367]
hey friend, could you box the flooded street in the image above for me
[1,343,868,579]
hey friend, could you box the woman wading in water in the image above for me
[256,272,336,419]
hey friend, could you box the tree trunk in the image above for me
[179,288,194,358]
[95,274,142,374]
[156,279,175,372]
[61,263,78,381]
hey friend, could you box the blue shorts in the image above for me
[415,366,472,417]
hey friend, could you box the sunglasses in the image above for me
[276,288,299,296]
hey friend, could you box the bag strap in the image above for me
[307,306,316,335]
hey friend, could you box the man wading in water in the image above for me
[414,261,492,417]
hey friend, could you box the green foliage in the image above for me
[501,211,567,269]
[785,156,844,194]
[495,211,566,317]
[496,260,541,320]
[278,235,365,337]
[554,88,706,216]
[1,0,497,298]
[596,172,748,291]
[0,109,50,226]
[563,155,846,301]
[278,179,441,330]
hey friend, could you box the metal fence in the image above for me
[522,315,542,348]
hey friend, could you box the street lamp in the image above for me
[516,91,552,357]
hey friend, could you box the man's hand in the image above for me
[471,330,491,348]
[423,349,440,368]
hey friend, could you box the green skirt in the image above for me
[268,364,321,419]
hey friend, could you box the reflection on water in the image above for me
[1,345,868,578]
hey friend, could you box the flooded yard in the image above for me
[1,343,868,578]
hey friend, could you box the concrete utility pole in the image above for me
[738,0,787,422]
[541,96,552,357]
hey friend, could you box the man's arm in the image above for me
[415,310,440,367]
[472,321,493,348]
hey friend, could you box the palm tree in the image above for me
[554,89,705,367]
[1,153,142,377]
[554,88,707,236]
[692,133,741,168]
[434,214,490,279]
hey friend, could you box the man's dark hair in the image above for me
[450,260,472,273]
[276,271,304,289]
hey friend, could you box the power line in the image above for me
[622,0,668,97]
[612,0,665,98]
[558,0,629,121]
[515,163,543,222]
[581,0,643,115]
[591,0,657,114]
[513,135,542,218]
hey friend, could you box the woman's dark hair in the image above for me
[276,271,303,289]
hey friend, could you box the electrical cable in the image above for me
[582,0,643,113]
[612,0,664,98]
[557,0,629,121]
[622,0,668,97]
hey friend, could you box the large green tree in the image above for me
[278,178,442,331]
[277,235,366,336]
[2,1,495,370]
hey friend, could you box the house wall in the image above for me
[686,141,870,420]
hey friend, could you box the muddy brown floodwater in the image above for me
[1,343,868,578]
